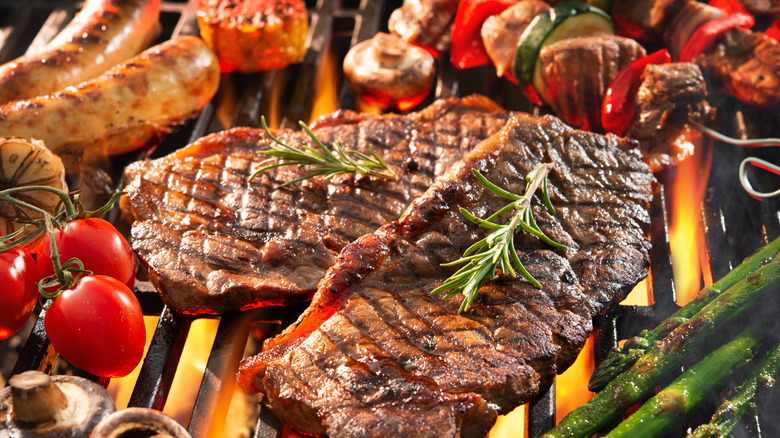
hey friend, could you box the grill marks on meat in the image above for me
[238,114,653,438]
[538,34,646,132]
[119,96,512,314]
[626,63,715,172]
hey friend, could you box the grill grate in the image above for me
[1,1,779,438]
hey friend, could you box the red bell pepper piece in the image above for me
[450,0,517,70]
[679,12,755,62]
[707,0,750,15]
[766,15,780,41]
[601,49,671,136]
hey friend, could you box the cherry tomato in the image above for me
[44,275,145,377]
[0,247,38,340]
[601,49,671,136]
[37,218,135,291]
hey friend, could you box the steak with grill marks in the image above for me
[119,96,512,315]
[237,113,654,438]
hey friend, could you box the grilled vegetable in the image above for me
[450,0,517,70]
[588,236,780,392]
[196,0,309,72]
[679,12,755,62]
[343,32,435,111]
[0,246,38,340]
[0,138,68,250]
[601,49,672,136]
[544,254,780,438]
[513,1,614,103]
[481,0,550,81]
[0,371,116,437]
[689,340,780,438]
[606,324,765,438]
[664,1,726,60]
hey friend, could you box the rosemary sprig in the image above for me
[431,163,567,313]
[250,116,397,186]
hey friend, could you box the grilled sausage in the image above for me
[0,0,161,105]
[0,36,220,159]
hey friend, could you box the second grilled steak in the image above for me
[120,96,512,314]
[238,113,654,438]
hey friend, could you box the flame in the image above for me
[309,49,339,123]
[489,405,528,438]
[668,128,713,305]
[162,318,220,427]
[620,278,651,306]
[107,315,162,408]
[555,334,595,422]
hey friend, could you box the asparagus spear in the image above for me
[688,340,780,438]
[605,324,764,437]
[543,256,780,438]
[589,237,780,392]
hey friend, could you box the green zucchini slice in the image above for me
[513,1,614,101]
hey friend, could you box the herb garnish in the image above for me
[431,163,566,312]
[250,116,397,186]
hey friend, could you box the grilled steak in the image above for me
[538,34,646,132]
[119,96,513,315]
[626,62,715,172]
[238,113,654,438]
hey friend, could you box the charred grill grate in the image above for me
[1,1,779,438]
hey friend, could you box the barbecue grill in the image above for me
[1,1,779,437]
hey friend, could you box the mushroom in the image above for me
[0,370,116,437]
[343,32,436,111]
[89,408,192,438]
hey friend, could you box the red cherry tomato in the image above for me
[0,247,38,340]
[37,218,135,291]
[44,275,145,377]
[601,49,672,136]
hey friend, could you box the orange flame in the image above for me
[555,334,595,422]
[107,315,161,408]
[668,128,713,305]
[490,405,528,438]
[309,49,339,123]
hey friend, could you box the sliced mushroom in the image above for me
[89,408,192,438]
[343,32,436,111]
[0,370,116,437]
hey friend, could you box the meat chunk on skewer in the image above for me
[481,0,551,79]
[537,34,646,132]
[625,62,716,172]
[389,0,459,56]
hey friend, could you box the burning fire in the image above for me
[668,128,714,305]
[107,317,253,437]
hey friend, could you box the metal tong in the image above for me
[692,121,780,199]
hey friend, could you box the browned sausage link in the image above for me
[0,0,161,105]
[0,36,220,158]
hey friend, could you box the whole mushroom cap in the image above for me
[343,32,436,110]
[0,371,116,438]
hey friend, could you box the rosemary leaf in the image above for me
[250,117,397,186]
[433,164,566,312]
